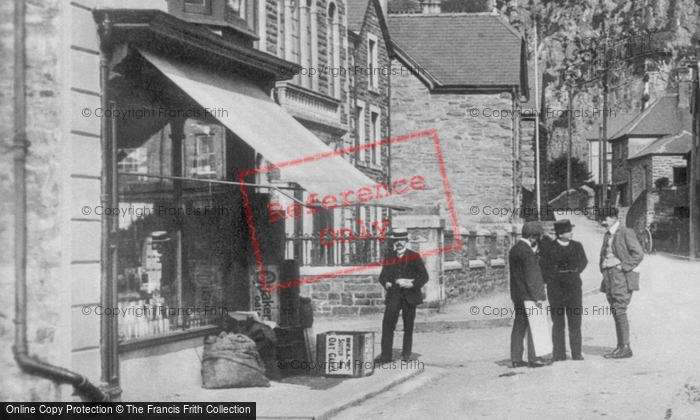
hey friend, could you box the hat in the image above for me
[521,222,544,237]
[387,228,409,240]
[554,219,575,234]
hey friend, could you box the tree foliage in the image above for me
[496,0,700,169]
[544,155,593,201]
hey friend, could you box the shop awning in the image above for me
[139,50,411,211]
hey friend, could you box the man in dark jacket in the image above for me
[599,208,643,359]
[509,222,551,368]
[539,219,588,361]
[375,228,429,363]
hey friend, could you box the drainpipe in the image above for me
[98,13,122,400]
[12,0,108,402]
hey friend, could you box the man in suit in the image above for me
[599,207,643,359]
[509,222,551,368]
[375,228,429,363]
[539,219,588,361]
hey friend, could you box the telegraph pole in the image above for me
[691,60,700,260]
[535,14,541,220]
[567,83,573,192]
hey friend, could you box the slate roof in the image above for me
[347,0,369,34]
[628,131,693,160]
[581,113,637,141]
[347,0,393,56]
[609,94,691,141]
[387,13,524,88]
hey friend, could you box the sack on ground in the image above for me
[201,332,270,388]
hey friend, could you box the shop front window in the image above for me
[116,118,233,342]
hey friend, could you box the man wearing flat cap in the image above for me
[509,221,551,368]
[539,219,588,361]
[375,228,429,363]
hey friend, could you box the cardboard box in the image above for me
[316,331,374,377]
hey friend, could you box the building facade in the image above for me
[386,12,530,301]
[1,0,396,402]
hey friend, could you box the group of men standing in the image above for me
[509,208,644,367]
[371,208,644,366]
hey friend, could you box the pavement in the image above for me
[154,215,615,419]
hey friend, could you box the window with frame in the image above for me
[236,0,259,33]
[367,35,379,91]
[117,119,229,343]
[290,0,301,65]
[370,109,380,165]
[300,0,314,89]
[192,135,217,177]
[327,2,339,98]
[356,102,366,164]
[117,147,148,180]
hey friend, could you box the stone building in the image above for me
[1,0,397,402]
[386,12,531,301]
[608,92,692,253]
[387,13,529,230]
[268,0,401,317]
[609,93,692,208]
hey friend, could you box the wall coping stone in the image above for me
[299,266,383,276]
[444,261,463,271]
[468,259,486,269]
[490,258,506,267]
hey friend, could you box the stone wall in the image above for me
[442,230,512,302]
[299,271,386,317]
[1,0,64,401]
[652,155,688,186]
[629,156,652,204]
[390,60,519,231]
[520,119,536,192]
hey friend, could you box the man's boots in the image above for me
[611,343,633,359]
[604,320,623,358]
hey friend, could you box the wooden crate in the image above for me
[316,331,375,377]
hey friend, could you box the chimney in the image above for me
[678,67,692,109]
[420,0,441,14]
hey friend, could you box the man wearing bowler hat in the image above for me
[509,221,551,368]
[539,219,588,361]
[375,228,429,363]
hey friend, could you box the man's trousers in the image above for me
[548,285,583,359]
[381,294,417,359]
[510,300,537,363]
[603,267,633,346]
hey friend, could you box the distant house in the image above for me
[387,12,530,231]
[582,113,637,184]
[607,90,693,253]
[608,93,692,207]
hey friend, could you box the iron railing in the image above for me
[285,233,386,266]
